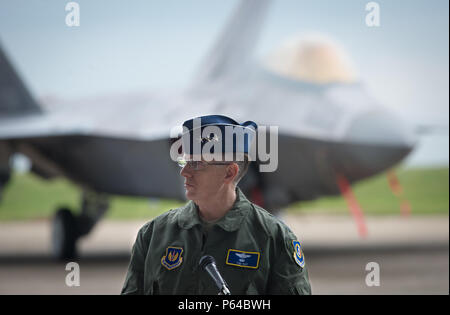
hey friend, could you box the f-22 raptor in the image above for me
[0,0,414,259]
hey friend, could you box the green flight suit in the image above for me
[121,188,311,295]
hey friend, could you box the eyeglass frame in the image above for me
[176,157,232,171]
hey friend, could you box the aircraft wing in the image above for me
[0,93,181,141]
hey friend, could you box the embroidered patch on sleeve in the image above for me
[226,249,260,269]
[292,240,305,268]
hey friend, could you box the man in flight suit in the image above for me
[121,115,311,295]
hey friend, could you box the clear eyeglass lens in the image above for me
[177,158,215,170]
[177,157,187,168]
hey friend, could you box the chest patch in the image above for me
[226,249,260,269]
[161,246,183,270]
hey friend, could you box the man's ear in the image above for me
[224,163,239,183]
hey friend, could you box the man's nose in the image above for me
[180,165,192,178]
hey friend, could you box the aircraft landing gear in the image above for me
[51,191,109,260]
[52,207,78,260]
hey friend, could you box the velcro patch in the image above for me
[161,246,183,270]
[226,249,260,269]
[292,240,305,268]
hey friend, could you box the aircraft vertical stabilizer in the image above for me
[191,0,272,89]
[0,42,42,117]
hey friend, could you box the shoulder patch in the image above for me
[226,249,260,269]
[292,240,305,268]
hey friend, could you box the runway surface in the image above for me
[0,214,448,295]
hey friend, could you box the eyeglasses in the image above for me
[177,157,231,171]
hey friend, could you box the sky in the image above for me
[0,0,448,167]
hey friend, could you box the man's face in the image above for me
[180,156,230,203]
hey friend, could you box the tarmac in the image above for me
[0,214,448,294]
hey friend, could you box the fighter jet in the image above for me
[0,0,415,259]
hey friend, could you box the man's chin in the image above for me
[185,189,195,200]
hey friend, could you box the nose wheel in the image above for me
[51,207,78,260]
[51,191,109,260]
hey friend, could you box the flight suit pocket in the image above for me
[245,281,259,295]
[144,281,158,295]
[152,281,160,294]
[288,279,311,295]
[289,285,301,295]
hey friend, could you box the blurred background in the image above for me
[0,0,448,294]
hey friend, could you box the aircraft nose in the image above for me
[340,110,416,177]
[345,110,415,147]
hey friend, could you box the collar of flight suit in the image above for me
[177,187,252,232]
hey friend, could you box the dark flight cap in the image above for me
[181,115,257,157]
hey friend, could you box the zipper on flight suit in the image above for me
[191,226,208,294]
[192,225,208,272]
[201,229,207,252]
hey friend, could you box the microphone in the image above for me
[199,255,231,295]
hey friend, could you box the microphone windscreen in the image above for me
[199,255,215,270]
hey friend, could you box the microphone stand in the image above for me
[218,285,231,296]
[199,255,231,295]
